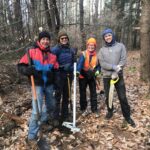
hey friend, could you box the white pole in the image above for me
[73,62,77,127]
[62,51,80,132]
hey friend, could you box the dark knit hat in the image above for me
[38,31,51,41]
[58,31,69,40]
[101,28,113,38]
[101,28,116,46]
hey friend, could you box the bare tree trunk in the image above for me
[133,0,141,49]
[25,0,31,40]
[80,0,85,50]
[30,0,39,35]
[6,0,14,36]
[93,0,99,42]
[140,0,150,86]
[52,0,60,35]
[48,0,60,38]
[13,0,24,44]
[43,0,52,31]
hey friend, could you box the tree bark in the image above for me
[140,0,150,84]
[13,0,24,44]
[80,0,86,50]
[43,0,52,30]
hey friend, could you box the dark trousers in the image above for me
[79,77,97,112]
[55,72,73,119]
[103,74,130,119]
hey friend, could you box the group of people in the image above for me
[18,28,135,145]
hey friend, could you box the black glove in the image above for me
[81,69,94,79]
[76,71,80,77]
[25,66,37,76]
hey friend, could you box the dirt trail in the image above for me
[0,51,150,150]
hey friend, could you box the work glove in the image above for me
[76,71,80,77]
[95,70,101,80]
[95,70,100,76]
[25,66,38,76]
[111,72,118,80]
[112,65,122,73]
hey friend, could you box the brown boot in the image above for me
[26,138,39,150]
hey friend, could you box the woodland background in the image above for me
[0,0,150,149]
[0,0,150,83]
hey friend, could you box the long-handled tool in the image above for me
[62,48,80,133]
[63,61,80,133]
[67,74,73,111]
[108,78,119,109]
[26,49,42,140]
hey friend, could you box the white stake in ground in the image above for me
[62,61,80,133]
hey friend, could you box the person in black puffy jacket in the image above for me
[51,31,76,122]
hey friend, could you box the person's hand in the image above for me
[112,65,122,73]
[95,70,100,76]
[76,71,80,77]
[26,66,36,76]
[95,70,101,80]
[111,72,118,80]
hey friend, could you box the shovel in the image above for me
[108,78,119,109]
[26,49,42,140]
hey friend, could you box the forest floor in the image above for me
[0,50,150,150]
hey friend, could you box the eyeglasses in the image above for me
[60,37,68,40]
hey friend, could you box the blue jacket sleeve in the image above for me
[77,54,85,72]
[51,45,60,55]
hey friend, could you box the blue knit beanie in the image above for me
[101,28,116,46]
[102,28,113,37]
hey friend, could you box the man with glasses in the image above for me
[98,28,136,127]
[52,31,75,124]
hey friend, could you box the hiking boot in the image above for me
[26,138,38,150]
[53,119,60,127]
[105,111,113,119]
[93,111,100,118]
[41,121,53,132]
[126,118,136,128]
[81,110,89,117]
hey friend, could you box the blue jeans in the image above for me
[28,85,55,140]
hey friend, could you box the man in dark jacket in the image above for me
[18,31,59,143]
[51,31,75,122]
[98,28,135,127]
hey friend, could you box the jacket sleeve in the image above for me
[51,45,60,55]
[98,49,113,71]
[118,43,127,67]
[17,63,29,76]
[77,54,85,72]
[17,51,30,76]
[53,55,59,69]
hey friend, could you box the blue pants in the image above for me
[28,85,55,140]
